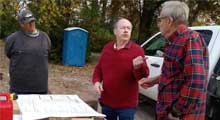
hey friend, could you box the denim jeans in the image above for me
[102,104,136,120]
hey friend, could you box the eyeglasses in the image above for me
[157,16,168,23]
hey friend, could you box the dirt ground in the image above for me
[0,40,99,109]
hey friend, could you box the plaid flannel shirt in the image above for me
[157,24,209,120]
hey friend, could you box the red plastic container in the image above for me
[0,93,13,120]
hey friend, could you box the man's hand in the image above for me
[139,76,160,89]
[168,113,179,120]
[133,56,146,69]
[94,82,103,95]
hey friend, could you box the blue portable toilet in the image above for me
[62,27,88,67]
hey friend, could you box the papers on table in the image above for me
[16,94,105,120]
[13,114,22,120]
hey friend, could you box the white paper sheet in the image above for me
[13,114,22,120]
[16,94,105,120]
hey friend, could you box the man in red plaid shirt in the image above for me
[139,1,209,120]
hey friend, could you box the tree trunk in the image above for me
[100,0,107,23]
[138,0,165,44]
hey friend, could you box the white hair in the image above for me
[113,17,132,29]
[161,1,189,24]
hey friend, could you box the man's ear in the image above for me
[168,17,174,24]
[167,17,174,27]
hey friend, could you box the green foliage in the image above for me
[0,0,19,38]
[79,0,114,52]
[1,0,220,64]
[192,21,207,26]
[89,27,114,52]
[28,0,68,63]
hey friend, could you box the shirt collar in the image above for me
[167,24,188,43]
[23,29,39,37]
[113,41,132,49]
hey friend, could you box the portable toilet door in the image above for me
[62,27,88,67]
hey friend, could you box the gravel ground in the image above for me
[0,39,99,109]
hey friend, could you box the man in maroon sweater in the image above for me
[92,17,149,120]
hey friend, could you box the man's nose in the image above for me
[124,28,129,32]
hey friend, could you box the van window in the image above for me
[142,34,166,56]
[143,30,213,57]
[195,30,212,45]
[143,30,212,57]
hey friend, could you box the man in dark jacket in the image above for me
[5,9,51,94]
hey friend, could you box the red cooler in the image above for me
[0,93,13,120]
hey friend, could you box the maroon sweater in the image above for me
[92,41,149,109]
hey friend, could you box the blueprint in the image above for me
[16,94,105,120]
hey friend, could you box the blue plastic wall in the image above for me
[62,27,88,67]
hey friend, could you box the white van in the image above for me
[140,25,220,118]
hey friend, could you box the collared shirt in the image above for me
[157,24,209,120]
[113,41,131,50]
[92,40,149,109]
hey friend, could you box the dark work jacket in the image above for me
[5,31,51,94]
